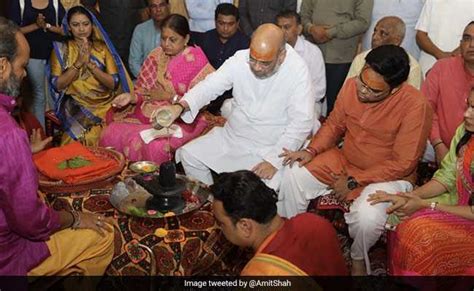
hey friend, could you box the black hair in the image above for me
[67,6,93,25]
[210,170,278,225]
[0,17,19,61]
[161,14,190,38]
[275,9,301,25]
[215,3,239,21]
[66,6,97,43]
[365,45,410,89]
[456,131,472,156]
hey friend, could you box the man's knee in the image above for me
[80,228,115,263]
[282,164,308,183]
[347,188,388,231]
[176,145,193,164]
[100,229,115,252]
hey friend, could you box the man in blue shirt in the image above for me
[195,3,249,115]
[128,0,170,78]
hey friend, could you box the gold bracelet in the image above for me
[71,63,81,71]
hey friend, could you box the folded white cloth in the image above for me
[139,124,183,144]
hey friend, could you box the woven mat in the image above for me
[42,184,246,276]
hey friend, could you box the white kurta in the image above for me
[294,36,326,122]
[415,0,474,76]
[177,45,315,185]
[294,36,326,104]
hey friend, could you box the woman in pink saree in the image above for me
[368,88,474,275]
[100,14,214,164]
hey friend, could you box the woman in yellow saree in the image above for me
[48,5,132,146]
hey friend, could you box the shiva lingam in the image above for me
[134,161,186,213]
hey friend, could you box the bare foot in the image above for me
[351,259,367,276]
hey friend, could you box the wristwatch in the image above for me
[347,176,359,190]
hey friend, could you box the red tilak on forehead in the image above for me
[249,47,277,62]
[361,69,387,91]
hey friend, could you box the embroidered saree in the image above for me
[49,8,132,146]
[389,124,474,275]
[99,46,214,164]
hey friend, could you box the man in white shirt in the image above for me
[416,0,474,76]
[185,0,233,33]
[361,0,424,59]
[153,24,315,190]
[276,10,326,123]
[347,16,422,89]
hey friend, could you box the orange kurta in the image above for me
[241,213,348,276]
[306,78,432,200]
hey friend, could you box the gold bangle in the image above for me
[71,63,80,71]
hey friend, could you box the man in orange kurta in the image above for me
[278,45,432,275]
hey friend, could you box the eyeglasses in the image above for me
[149,3,168,9]
[462,34,474,44]
[356,71,389,97]
[247,56,276,69]
[247,50,283,70]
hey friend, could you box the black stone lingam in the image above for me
[135,161,186,213]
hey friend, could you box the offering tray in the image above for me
[129,161,158,174]
[110,174,211,218]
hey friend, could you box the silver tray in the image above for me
[110,174,212,218]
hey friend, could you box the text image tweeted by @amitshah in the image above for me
[184,278,292,289]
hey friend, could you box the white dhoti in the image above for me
[176,127,282,190]
[278,165,412,274]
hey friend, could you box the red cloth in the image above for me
[261,213,348,276]
[33,142,118,184]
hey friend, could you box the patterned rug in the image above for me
[42,185,249,276]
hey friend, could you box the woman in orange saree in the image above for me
[368,89,474,275]
[100,14,214,164]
